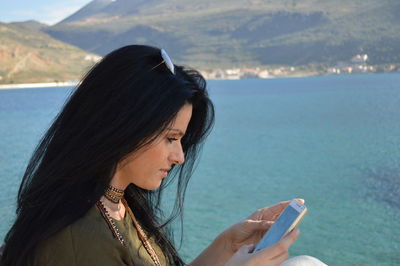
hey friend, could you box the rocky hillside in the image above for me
[0,22,100,84]
[43,0,400,68]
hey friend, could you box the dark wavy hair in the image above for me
[1,45,215,266]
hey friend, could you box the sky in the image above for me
[0,0,91,25]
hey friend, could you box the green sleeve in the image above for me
[34,226,77,266]
[34,207,132,266]
[34,225,129,266]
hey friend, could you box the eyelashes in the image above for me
[167,137,178,143]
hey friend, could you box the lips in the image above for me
[160,168,170,177]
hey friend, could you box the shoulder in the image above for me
[34,205,130,266]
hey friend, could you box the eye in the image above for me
[167,137,178,143]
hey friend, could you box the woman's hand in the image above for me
[189,199,304,266]
[225,229,300,266]
[223,199,304,254]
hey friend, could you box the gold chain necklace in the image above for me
[96,199,162,266]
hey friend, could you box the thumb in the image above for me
[246,219,273,230]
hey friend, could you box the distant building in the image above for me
[225,68,240,75]
[258,70,270,78]
[327,68,340,74]
[351,54,368,64]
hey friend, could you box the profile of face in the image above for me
[112,104,193,190]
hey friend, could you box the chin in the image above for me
[142,181,163,191]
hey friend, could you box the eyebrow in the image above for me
[167,128,185,137]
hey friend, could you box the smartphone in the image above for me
[253,200,307,252]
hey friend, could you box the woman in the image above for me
[1,45,322,266]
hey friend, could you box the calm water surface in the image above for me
[0,74,399,265]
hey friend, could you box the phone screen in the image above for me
[253,201,306,252]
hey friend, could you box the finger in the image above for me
[237,244,255,254]
[258,201,290,217]
[246,219,274,230]
[261,220,274,229]
[261,229,300,259]
[241,220,274,240]
[255,220,275,238]
[251,248,289,266]
[293,198,305,204]
[269,250,290,265]
[261,198,305,219]
[268,229,301,265]
[280,228,300,249]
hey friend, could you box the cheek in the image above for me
[118,153,145,174]
[142,142,167,161]
[119,142,167,174]
[131,147,164,171]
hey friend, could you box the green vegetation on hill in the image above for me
[11,20,49,31]
[43,0,400,69]
[2,0,399,83]
[0,22,100,84]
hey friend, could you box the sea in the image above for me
[0,74,399,265]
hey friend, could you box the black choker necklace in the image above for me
[104,185,124,203]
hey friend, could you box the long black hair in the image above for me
[1,45,215,266]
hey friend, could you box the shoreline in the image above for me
[0,72,399,90]
[0,81,78,90]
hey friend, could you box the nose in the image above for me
[169,143,185,165]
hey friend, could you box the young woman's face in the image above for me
[112,104,193,190]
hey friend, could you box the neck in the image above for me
[100,196,126,220]
[109,178,127,191]
[101,195,120,209]
[109,169,129,191]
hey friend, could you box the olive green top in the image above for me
[34,205,167,266]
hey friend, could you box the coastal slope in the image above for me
[0,22,100,84]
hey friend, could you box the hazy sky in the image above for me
[1,0,90,25]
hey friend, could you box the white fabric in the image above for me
[281,255,328,266]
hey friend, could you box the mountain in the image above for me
[41,0,400,68]
[11,20,49,31]
[0,21,100,84]
[59,0,117,24]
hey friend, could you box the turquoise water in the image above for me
[1,74,399,265]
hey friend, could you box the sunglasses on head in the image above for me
[151,49,175,75]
